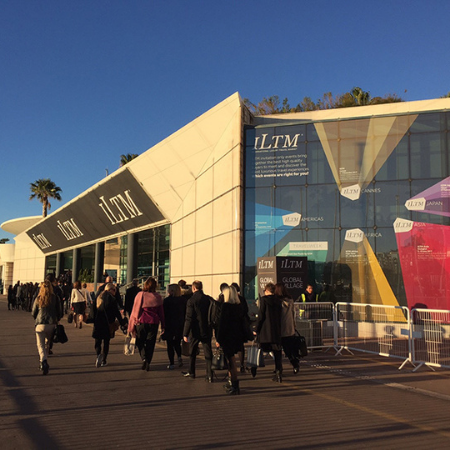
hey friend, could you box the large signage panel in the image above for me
[250,127,308,185]
[257,256,308,301]
[26,169,165,254]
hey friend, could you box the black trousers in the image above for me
[189,338,212,376]
[136,323,159,364]
[95,337,111,360]
[166,337,182,365]
[281,335,299,368]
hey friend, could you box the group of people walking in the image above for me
[29,274,302,395]
[8,281,40,311]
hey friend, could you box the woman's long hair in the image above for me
[166,283,181,297]
[97,282,115,308]
[37,280,54,308]
[143,277,157,293]
[222,285,240,304]
[274,282,292,299]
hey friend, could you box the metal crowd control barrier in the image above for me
[335,302,412,369]
[294,302,335,351]
[410,308,450,372]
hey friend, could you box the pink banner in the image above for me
[396,221,450,311]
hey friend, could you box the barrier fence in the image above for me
[294,302,335,351]
[293,302,450,371]
[410,308,450,372]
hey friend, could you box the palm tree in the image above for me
[29,178,62,218]
[351,87,370,106]
[120,153,139,166]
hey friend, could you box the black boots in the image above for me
[225,380,240,395]
[272,370,282,383]
[40,360,49,375]
[223,378,232,392]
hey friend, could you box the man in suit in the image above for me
[182,280,213,381]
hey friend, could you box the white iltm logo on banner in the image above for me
[345,229,365,243]
[254,134,301,150]
[340,184,361,201]
[282,213,301,227]
[394,218,414,233]
[99,190,143,225]
[404,197,426,211]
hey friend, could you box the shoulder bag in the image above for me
[211,347,228,371]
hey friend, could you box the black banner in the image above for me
[257,256,308,300]
[26,169,165,254]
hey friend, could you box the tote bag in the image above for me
[124,335,136,356]
[246,342,265,368]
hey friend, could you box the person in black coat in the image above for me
[231,282,251,372]
[161,284,188,369]
[182,280,213,381]
[96,276,124,309]
[124,279,141,317]
[213,284,245,395]
[8,285,15,310]
[92,283,126,367]
[254,282,284,382]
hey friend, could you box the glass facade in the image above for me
[244,111,450,310]
[119,225,170,287]
[135,225,170,288]
[44,225,170,288]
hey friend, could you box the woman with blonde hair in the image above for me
[92,283,126,367]
[128,277,165,371]
[31,279,62,375]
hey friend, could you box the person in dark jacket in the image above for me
[213,284,245,395]
[62,280,72,314]
[231,282,251,372]
[31,280,62,375]
[276,282,300,374]
[161,284,187,369]
[124,279,141,317]
[253,282,284,382]
[8,285,15,310]
[92,283,126,368]
[182,280,213,381]
[45,273,64,355]
[96,276,124,309]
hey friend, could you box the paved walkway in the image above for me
[1,296,450,449]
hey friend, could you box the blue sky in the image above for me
[1,0,449,241]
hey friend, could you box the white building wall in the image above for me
[127,93,245,296]
[0,243,16,294]
[12,232,46,284]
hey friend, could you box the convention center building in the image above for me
[1,92,450,311]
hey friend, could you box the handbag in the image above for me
[181,339,200,357]
[211,347,228,371]
[53,324,68,344]
[181,339,191,357]
[67,312,74,324]
[109,320,120,338]
[246,342,265,368]
[293,331,308,358]
[103,308,120,338]
[124,335,136,356]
